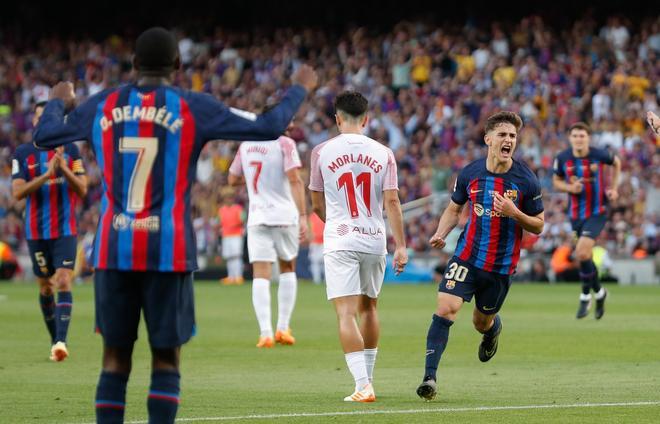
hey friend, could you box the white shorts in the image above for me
[221,235,244,259]
[247,225,299,263]
[324,250,386,300]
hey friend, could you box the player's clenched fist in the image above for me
[393,246,408,275]
[292,65,318,92]
[50,82,76,110]
[429,232,446,249]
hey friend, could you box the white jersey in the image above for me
[229,136,302,227]
[309,134,398,255]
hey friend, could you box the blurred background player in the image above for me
[228,114,307,348]
[218,187,245,285]
[308,212,325,285]
[11,101,87,362]
[34,27,317,424]
[309,91,407,403]
[553,122,621,319]
[417,112,544,401]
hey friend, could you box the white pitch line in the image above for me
[79,400,660,424]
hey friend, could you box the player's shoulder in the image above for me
[460,158,487,176]
[14,143,34,157]
[511,160,540,189]
[555,148,572,161]
[277,135,296,149]
[64,142,81,155]
[311,135,341,157]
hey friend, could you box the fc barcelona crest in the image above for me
[590,163,598,173]
[504,189,518,202]
[445,280,456,290]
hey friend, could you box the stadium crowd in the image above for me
[0,13,658,278]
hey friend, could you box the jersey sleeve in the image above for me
[279,136,302,172]
[67,144,86,175]
[450,167,469,205]
[521,173,544,216]
[308,144,324,192]
[383,148,399,190]
[553,156,565,177]
[11,148,27,180]
[196,85,307,143]
[33,97,100,148]
[228,148,243,176]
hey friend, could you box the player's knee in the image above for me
[575,248,591,262]
[53,270,73,291]
[435,304,459,321]
[38,278,54,295]
[151,347,179,371]
[103,347,133,374]
[279,260,295,273]
[472,314,492,333]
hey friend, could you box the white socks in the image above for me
[228,258,243,279]
[595,288,606,300]
[579,293,592,301]
[252,278,272,337]
[345,351,370,390]
[364,348,378,382]
[277,272,297,331]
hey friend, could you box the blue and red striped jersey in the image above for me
[452,159,544,275]
[553,147,614,221]
[11,143,85,240]
[34,83,306,272]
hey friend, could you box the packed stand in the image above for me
[0,15,658,278]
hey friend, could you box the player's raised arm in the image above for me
[201,65,318,142]
[33,82,96,148]
[647,111,660,135]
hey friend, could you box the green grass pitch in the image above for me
[0,281,659,423]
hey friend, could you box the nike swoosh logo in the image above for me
[62,260,74,265]
[425,349,435,356]
[483,306,496,311]
[28,164,40,169]
[471,189,482,194]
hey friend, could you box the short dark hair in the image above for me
[569,122,591,135]
[34,101,48,111]
[334,91,368,119]
[485,111,523,133]
[134,27,178,72]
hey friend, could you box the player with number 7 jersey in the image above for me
[32,27,317,424]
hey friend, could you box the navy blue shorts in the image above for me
[438,257,511,314]
[27,236,77,278]
[94,270,196,349]
[571,215,607,239]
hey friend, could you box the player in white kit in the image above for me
[309,91,408,402]
[229,120,307,348]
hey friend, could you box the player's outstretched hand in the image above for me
[429,232,446,249]
[393,246,408,275]
[493,192,518,218]
[292,65,318,92]
[299,218,309,242]
[50,82,76,110]
[647,111,660,136]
